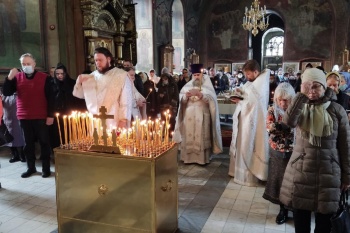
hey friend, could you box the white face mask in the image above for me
[22,65,34,74]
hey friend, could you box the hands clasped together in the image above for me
[186,88,203,99]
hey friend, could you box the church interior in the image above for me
[1,0,350,232]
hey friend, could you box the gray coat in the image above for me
[280,89,350,214]
[2,94,25,147]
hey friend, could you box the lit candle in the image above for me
[82,114,86,139]
[145,88,153,99]
[56,113,63,145]
[63,115,68,146]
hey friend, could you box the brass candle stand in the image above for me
[55,107,175,158]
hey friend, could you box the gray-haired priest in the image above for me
[173,64,222,165]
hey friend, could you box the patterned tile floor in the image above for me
[0,146,307,233]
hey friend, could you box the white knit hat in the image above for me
[302,68,327,88]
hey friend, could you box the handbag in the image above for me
[331,190,350,233]
[0,119,14,146]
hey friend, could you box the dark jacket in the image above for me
[335,90,350,111]
[134,73,144,97]
[52,64,86,114]
[220,73,229,91]
[210,76,221,94]
[280,88,350,214]
[143,79,157,118]
[156,75,179,116]
[177,76,190,92]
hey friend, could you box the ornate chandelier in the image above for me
[242,0,269,36]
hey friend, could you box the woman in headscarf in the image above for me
[50,63,87,149]
[339,71,350,94]
[139,72,157,119]
[279,68,350,233]
[263,82,295,225]
[326,72,350,111]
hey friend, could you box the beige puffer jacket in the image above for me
[280,89,350,214]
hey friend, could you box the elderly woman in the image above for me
[339,71,350,95]
[263,83,295,225]
[280,68,350,233]
[326,72,350,111]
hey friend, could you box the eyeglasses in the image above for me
[310,83,324,90]
[55,73,65,76]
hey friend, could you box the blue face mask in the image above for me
[22,65,34,74]
[339,84,347,91]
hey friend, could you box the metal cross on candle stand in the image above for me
[93,106,114,146]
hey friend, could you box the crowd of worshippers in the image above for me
[1,50,350,232]
[0,49,215,179]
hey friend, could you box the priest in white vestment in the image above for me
[173,64,223,165]
[73,47,133,128]
[229,60,270,186]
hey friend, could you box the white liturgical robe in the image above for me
[229,69,270,186]
[131,85,147,120]
[73,67,133,128]
[173,75,223,165]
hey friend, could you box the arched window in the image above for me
[262,27,284,70]
[266,36,284,57]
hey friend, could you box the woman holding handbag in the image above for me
[279,68,350,233]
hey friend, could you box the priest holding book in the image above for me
[229,59,270,186]
[173,64,222,165]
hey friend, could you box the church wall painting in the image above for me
[207,1,247,62]
[265,0,332,61]
[231,63,245,72]
[134,0,152,29]
[134,0,153,72]
[0,0,43,71]
[136,29,153,72]
[214,63,231,73]
[172,39,184,74]
[154,1,171,44]
[300,61,322,72]
[282,62,299,74]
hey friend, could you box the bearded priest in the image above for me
[173,64,222,165]
[228,60,270,186]
[73,47,133,128]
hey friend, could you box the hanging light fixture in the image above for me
[242,0,269,36]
